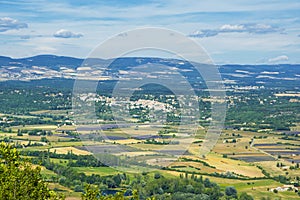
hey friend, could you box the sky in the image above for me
[0,0,300,64]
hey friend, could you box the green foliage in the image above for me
[82,185,99,200]
[82,184,140,200]
[154,172,161,179]
[133,174,220,199]
[0,142,64,200]
[225,186,237,197]
[225,92,300,131]
[238,192,254,200]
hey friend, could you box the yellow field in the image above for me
[57,125,76,131]
[120,126,161,136]
[213,137,260,155]
[49,147,91,155]
[257,160,300,178]
[50,141,85,147]
[146,157,177,167]
[197,153,264,178]
[256,161,286,176]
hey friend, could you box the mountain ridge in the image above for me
[1,54,299,67]
[0,55,299,91]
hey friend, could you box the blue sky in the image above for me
[0,0,300,64]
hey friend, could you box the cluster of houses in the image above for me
[270,185,299,193]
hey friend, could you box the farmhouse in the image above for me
[270,185,299,192]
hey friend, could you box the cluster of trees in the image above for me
[0,142,64,200]
[95,101,114,121]
[224,139,237,143]
[0,117,58,127]
[18,129,53,136]
[0,81,72,115]
[226,92,300,131]
[26,151,128,190]
[144,139,177,145]
[13,140,44,148]
[167,167,246,181]
[0,143,256,199]
[81,185,141,200]
[23,150,109,167]
[127,172,254,200]
[0,132,140,200]
[42,161,126,190]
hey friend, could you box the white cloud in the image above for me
[189,23,284,38]
[53,29,83,38]
[0,17,28,32]
[220,24,245,32]
[187,30,218,38]
[268,55,289,63]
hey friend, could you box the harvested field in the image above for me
[198,153,265,178]
[50,147,91,155]
[146,157,177,167]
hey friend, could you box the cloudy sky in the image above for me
[0,0,300,64]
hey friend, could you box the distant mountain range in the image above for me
[0,55,299,90]
[0,55,83,70]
